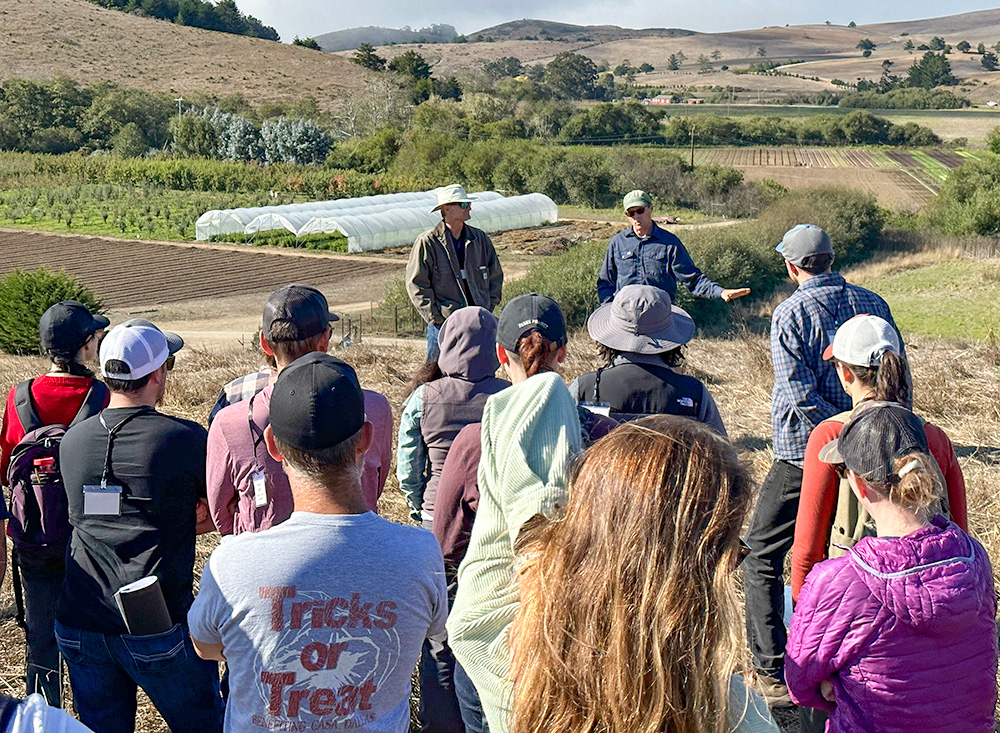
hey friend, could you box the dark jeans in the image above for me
[427,322,442,362]
[55,621,223,733]
[418,635,464,733]
[743,459,804,681]
[15,545,66,706]
[454,661,488,733]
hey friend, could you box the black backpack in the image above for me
[6,379,108,548]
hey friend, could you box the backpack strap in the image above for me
[70,381,109,427]
[0,691,21,730]
[12,380,42,435]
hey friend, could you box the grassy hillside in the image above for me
[0,0,371,110]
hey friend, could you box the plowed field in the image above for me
[0,230,401,308]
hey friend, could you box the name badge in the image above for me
[580,401,611,417]
[252,470,268,508]
[84,484,122,516]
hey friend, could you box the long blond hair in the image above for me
[509,415,753,733]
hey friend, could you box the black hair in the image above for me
[597,343,684,369]
[48,351,95,378]
[797,253,834,275]
[103,358,152,393]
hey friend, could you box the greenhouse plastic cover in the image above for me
[195,188,558,252]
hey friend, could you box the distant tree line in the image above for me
[86,0,279,41]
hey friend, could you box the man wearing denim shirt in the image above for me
[743,224,902,712]
[596,190,750,304]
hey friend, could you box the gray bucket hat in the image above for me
[587,285,695,354]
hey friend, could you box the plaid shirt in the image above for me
[770,272,899,465]
[207,367,274,426]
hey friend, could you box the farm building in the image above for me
[196,189,559,252]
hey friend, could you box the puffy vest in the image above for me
[419,376,508,518]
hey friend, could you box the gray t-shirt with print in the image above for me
[189,511,447,733]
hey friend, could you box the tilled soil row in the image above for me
[0,231,400,307]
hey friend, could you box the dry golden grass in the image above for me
[2,0,370,110]
[0,307,995,731]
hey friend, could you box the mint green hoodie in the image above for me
[446,372,582,732]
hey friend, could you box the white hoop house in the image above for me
[195,189,558,252]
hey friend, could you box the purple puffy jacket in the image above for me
[786,516,997,732]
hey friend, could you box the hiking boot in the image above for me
[756,674,794,709]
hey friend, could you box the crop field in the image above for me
[662,105,1000,143]
[695,147,992,209]
[0,230,401,308]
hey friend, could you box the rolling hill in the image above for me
[313,24,457,52]
[0,0,371,110]
[357,9,1000,106]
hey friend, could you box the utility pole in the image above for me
[690,125,696,168]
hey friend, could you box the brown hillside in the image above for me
[371,9,1000,105]
[0,0,371,110]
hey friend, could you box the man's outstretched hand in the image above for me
[721,287,751,302]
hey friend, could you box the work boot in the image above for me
[756,674,794,709]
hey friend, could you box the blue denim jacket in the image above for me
[597,224,724,303]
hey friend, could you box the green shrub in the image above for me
[926,157,1000,235]
[0,268,103,354]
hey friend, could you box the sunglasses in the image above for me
[164,354,175,371]
[626,206,647,217]
[451,202,471,210]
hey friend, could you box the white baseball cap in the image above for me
[822,314,900,367]
[100,320,184,380]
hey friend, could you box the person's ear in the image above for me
[355,422,374,467]
[264,425,283,463]
[836,361,854,385]
[554,344,568,364]
[785,260,798,280]
[848,470,869,501]
[260,331,275,357]
[496,343,509,365]
[318,326,333,354]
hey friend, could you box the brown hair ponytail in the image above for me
[867,451,943,515]
[842,350,912,406]
[515,331,557,378]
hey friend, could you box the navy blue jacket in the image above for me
[597,224,723,303]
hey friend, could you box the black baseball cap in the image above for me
[262,284,339,342]
[39,301,110,357]
[269,353,365,451]
[818,401,928,483]
[497,294,567,352]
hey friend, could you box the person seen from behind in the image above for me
[786,402,997,732]
[792,314,967,603]
[0,302,109,707]
[596,189,750,304]
[397,306,509,529]
[395,306,509,733]
[55,320,223,733]
[571,284,727,435]
[744,224,903,707]
[206,284,391,535]
[190,353,448,732]
[406,184,503,362]
[446,294,590,733]
[509,416,777,733]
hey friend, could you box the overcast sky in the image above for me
[235,1,1000,42]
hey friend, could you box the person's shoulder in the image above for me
[452,422,482,450]
[362,389,391,414]
[146,411,208,442]
[370,516,442,559]
[808,418,844,447]
[10,692,93,732]
[608,227,632,245]
[798,555,857,605]
[210,396,257,434]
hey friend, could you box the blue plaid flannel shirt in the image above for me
[770,272,900,465]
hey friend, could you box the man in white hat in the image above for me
[406,184,504,361]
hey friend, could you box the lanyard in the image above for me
[97,409,143,490]
[591,366,606,404]
[247,392,266,471]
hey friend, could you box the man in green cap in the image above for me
[597,189,751,304]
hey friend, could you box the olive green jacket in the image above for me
[405,222,503,325]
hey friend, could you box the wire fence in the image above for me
[336,304,426,342]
